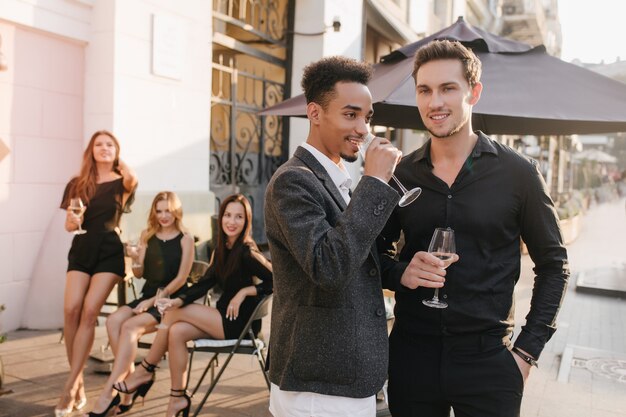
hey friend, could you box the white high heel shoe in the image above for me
[55,391,76,417]
[74,395,87,411]
[54,406,73,417]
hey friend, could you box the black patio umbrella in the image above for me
[260,17,626,135]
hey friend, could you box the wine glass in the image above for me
[422,227,456,309]
[68,198,87,235]
[126,238,142,268]
[154,287,171,329]
[360,133,421,207]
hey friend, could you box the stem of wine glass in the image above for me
[390,175,409,194]
[432,288,440,301]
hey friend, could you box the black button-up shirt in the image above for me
[378,132,569,359]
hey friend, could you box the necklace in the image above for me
[158,231,179,243]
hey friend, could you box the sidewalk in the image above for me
[515,198,626,417]
[0,326,273,417]
[1,199,625,417]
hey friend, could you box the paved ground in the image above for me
[514,198,626,417]
[0,198,625,417]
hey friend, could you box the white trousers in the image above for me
[269,383,376,417]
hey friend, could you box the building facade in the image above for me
[0,0,213,331]
[1,0,560,333]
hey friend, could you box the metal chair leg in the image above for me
[191,349,238,417]
[190,353,219,397]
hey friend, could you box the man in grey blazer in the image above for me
[264,56,402,416]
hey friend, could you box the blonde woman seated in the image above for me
[114,194,273,417]
[83,191,194,417]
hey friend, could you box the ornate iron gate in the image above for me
[210,0,292,243]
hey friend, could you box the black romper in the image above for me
[178,243,273,339]
[60,178,130,277]
[126,233,186,322]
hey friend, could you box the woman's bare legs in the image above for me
[166,322,205,417]
[106,305,133,355]
[56,271,90,412]
[114,309,177,393]
[165,304,224,417]
[89,312,157,413]
[104,306,134,406]
[56,272,119,411]
[61,271,90,410]
[116,303,223,404]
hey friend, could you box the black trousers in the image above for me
[388,328,523,417]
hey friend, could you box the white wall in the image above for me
[289,0,366,182]
[0,0,93,42]
[101,0,213,241]
[0,0,213,331]
[0,0,89,331]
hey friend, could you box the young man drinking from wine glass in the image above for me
[377,40,569,417]
[264,56,403,417]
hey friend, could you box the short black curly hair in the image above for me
[301,56,372,110]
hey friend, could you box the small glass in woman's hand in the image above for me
[422,227,456,309]
[154,287,171,329]
[126,238,141,268]
[68,198,87,235]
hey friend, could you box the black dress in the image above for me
[178,243,273,339]
[126,233,186,322]
[60,178,131,277]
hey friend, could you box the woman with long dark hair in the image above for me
[55,130,137,417]
[83,191,194,416]
[113,194,272,417]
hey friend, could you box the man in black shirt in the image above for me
[378,40,569,417]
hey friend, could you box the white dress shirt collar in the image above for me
[301,143,352,203]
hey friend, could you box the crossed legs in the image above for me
[88,308,157,413]
[118,303,225,417]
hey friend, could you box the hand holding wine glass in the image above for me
[68,198,87,235]
[422,227,456,309]
[360,133,421,207]
[154,287,171,329]
[126,238,142,268]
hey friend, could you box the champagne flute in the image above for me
[154,287,171,329]
[68,198,87,235]
[360,133,421,207]
[422,227,456,309]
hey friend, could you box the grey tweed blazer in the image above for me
[264,146,400,398]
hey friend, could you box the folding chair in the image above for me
[189,294,272,417]
[194,239,214,263]
[188,260,210,285]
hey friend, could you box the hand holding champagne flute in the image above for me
[154,287,171,329]
[422,227,456,309]
[68,198,87,235]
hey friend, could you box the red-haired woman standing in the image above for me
[55,130,137,417]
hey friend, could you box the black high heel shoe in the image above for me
[86,394,121,417]
[113,359,158,414]
[169,389,191,417]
